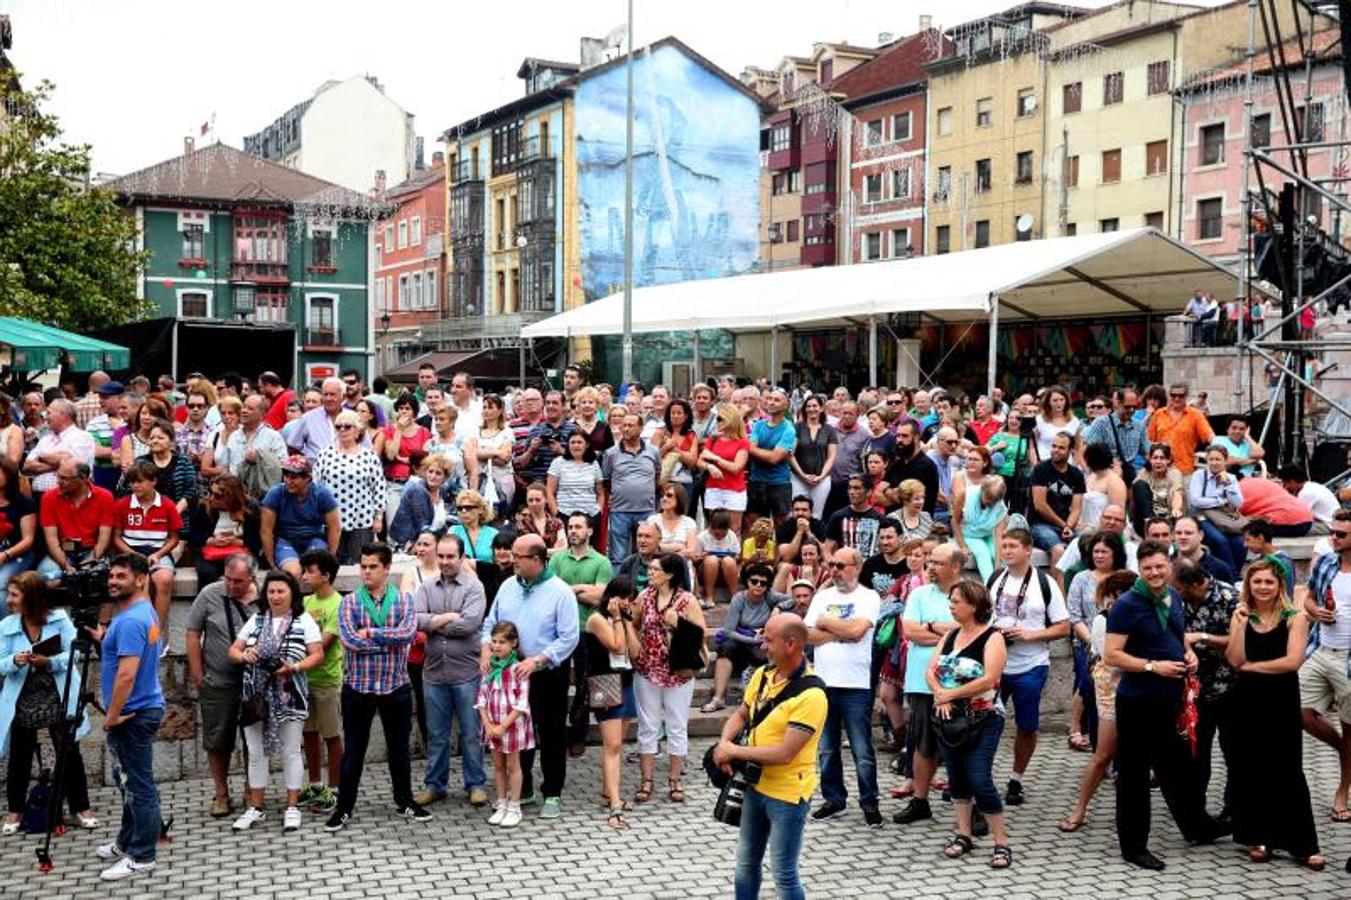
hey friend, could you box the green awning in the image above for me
[0,317,131,372]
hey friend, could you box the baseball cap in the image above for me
[96,381,125,396]
[790,578,817,592]
[281,454,312,475]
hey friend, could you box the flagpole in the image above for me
[620,0,635,386]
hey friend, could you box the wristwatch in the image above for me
[1144,660,1154,673]
[925,622,936,635]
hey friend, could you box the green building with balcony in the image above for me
[104,142,386,386]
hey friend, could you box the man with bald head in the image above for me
[803,548,882,826]
[74,369,110,427]
[24,398,95,495]
[1055,503,1140,581]
[282,377,345,461]
[715,611,827,900]
[479,534,579,819]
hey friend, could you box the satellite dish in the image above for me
[1025,97,1037,113]
[1016,214,1034,234]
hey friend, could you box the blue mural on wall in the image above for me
[574,43,761,381]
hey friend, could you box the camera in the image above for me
[259,656,284,675]
[712,758,762,828]
[47,557,111,629]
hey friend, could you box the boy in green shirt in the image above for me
[299,549,344,812]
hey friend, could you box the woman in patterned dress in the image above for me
[313,410,385,564]
[477,620,533,829]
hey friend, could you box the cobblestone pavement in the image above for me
[2,731,1350,899]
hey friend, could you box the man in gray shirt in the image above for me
[601,412,660,563]
[184,554,258,818]
[826,402,869,522]
[413,533,488,808]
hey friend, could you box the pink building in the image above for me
[1178,33,1346,263]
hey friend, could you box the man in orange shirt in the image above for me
[1146,384,1213,476]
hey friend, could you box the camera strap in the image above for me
[744,663,825,744]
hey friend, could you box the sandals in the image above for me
[1248,846,1272,863]
[943,834,974,859]
[606,806,630,830]
[991,844,1014,868]
[75,812,100,829]
[1331,806,1351,823]
[1,820,19,836]
[634,779,655,804]
[668,779,686,803]
[700,698,726,714]
[1067,733,1092,753]
[1303,853,1325,871]
[1058,813,1085,833]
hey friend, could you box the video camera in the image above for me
[47,557,111,629]
[704,744,762,828]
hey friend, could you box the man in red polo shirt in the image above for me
[259,371,297,432]
[37,458,115,582]
[114,459,184,632]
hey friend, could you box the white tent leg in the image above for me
[692,329,702,386]
[769,325,779,387]
[868,316,877,387]
[987,296,999,401]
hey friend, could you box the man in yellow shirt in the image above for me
[714,614,827,900]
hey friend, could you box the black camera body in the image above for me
[47,558,111,629]
[712,757,762,828]
[259,656,284,675]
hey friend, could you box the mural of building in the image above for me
[435,37,764,387]
[373,156,448,374]
[244,74,416,194]
[104,142,385,384]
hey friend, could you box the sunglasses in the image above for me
[1332,530,1351,539]
[335,423,356,431]
[1122,404,1138,411]
[457,505,478,512]
[886,399,903,405]
[747,578,769,587]
[1170,393,1187,399]
[828,561,852,569]
[186,403,206,410]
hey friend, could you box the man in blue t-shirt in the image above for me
[260,454,341,577]
[1104,540,1225,870]
[97,552,166,881]
[747,389,797,528]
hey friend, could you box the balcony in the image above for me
[800,241,836,267]
[305,326,339,347]
[421,310,552,350]
[449,161,482,185]
[766,143,800,172]
[231,260,290,284]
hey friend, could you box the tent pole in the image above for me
[692,329,702,386]
[769,325,778,387]
[868,316,877,387]
[987,295,999,401]
[519,339,526,387]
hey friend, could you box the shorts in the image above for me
[1299,646,1351,723]
[275,536,330,567]
[999,665,1050,733]
[703,487,747,512]
[746,481,792,519]
[199,682,242,755]
[304,683,342,738]
[716,639,766,676]
[593,683,637,723]
[127,544,175,571]
[906,692,938,759]
[1029,523,1067,552]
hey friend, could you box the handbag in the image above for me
[930,701,993,750]
[874,617,898,649]
[1197,506,1248,534]
[238,693,267,728]
[586,673,624,709]
[668,615,708,676]
[201,542,246,562]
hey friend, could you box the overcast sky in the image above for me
[7,0,1226,176]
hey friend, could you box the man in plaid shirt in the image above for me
[326,541,431,831]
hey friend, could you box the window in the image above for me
[1296,102,1325,141]
[787,170,801,193]
[864,173,882,203]
[1147,60,1170,95]
[1016,88,1036,117]
[411,272,423,309]
[804,162,833,195]
[820,59,833,83]
[1200,123,1224,165]
[410,216,422,246]
[891,112,912,142]
[935,166,952,200]
[975,158,991,193]
[538,120,550,158]
[1251,113,1271,149]
[974,220,990,248]
[1302,189,1322,224]
[1101,149,1121,183]
[1100,218,1119,233]
[892,228,910,256]
[1063,82,1082,114]
[768,222,782,244]
[865,119,884,146]
[398,274,409,310]
[937,106,953,136]
[771,123,791,152]
[892,168,911,201]
[178,290,210,318]
[803,214,833,245]
[1145,211,1164,229]
[306,295,337,344]
[1197,198,1223,239]
[397,220,408,249]
[976,97,992,128]
[1067,155,1080,187]
[1103,72,1124,105]
[384,224,394,249]
[864,232,882,260]
[495,197,506,248]
[311,227,333,267]
[1145,139,1168,175]
[772,173,788,196]
[936,225,951,254]
[786,219,799,242]
[1015,151,1034,184]
[374,277,385,312]
[181,224,204,260]
[1065,223,1077,236]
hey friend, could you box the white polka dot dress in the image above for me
[314,446,386,532]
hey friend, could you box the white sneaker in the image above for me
[95,841,123,860]
[500,803,522,828]
[487,800,507,826]
[100,857,155,881]
[231,807,266,831]
[283,806,302,832]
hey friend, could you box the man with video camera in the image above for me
[712,613,826,900]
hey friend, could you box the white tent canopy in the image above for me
[522,228,1240,338]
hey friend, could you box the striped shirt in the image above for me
[114,491,183,547]
[85,414,120,470]
[338,584,418,695]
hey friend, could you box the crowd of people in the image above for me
[1,362,1349,890]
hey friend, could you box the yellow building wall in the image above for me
[759,170,805,271]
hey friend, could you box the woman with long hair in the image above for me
[590,577,640,829]
[0,394,25,467]
[547,431,603,538]
[789,394,838,520]
[698,403,750,535]
[118,395,172,472]
[656,399,700,514]
[381,392,431,529]
[1064,534,1128,756]
[1034,385,1082,464]
[1225,560,1321,869]
[951,447,1007,580]
[0,458,37,591]
[1131,444,1185,537]
[189,474,262,584]
[513,482,565,553]
[472,394,515,514]
[199,395,243,481]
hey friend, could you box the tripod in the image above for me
[35,616,99,873]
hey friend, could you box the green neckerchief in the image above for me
[487,650,519,685]
[516,571,549,595]
[358,583,398,629]
[1133,577,1171,633]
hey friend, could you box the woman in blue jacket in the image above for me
[1,572,96,833]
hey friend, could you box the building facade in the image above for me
[105,143,384,384]
[244,74,416,194]
[373,157,448,373]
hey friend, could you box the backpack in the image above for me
[986,566,1056,627]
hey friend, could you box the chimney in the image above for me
[919,14,933,30]
[432,151,444,168]
[184,136,195,155]
[374,169,387,199]
[878,31,894,45]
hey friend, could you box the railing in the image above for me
[306,327,338,346]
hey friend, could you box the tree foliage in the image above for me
[0,77,151,332]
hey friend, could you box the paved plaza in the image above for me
[1,732,1349,899]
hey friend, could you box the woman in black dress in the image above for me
[1225,559,1322,870]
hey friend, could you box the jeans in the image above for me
[937,712,1005,815]
[734,789,810,900]
[1029,522,1067,552]
[520,662,571,799]
[1073,643,1099,745]
[606,510,651,564]
[818,686,879,809]
[106,706,164,863]
[36,547,91,582]
[1197,519,1246,575]
[0,551,33,592]
[337,684,415,814]
[423,678,486,796]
